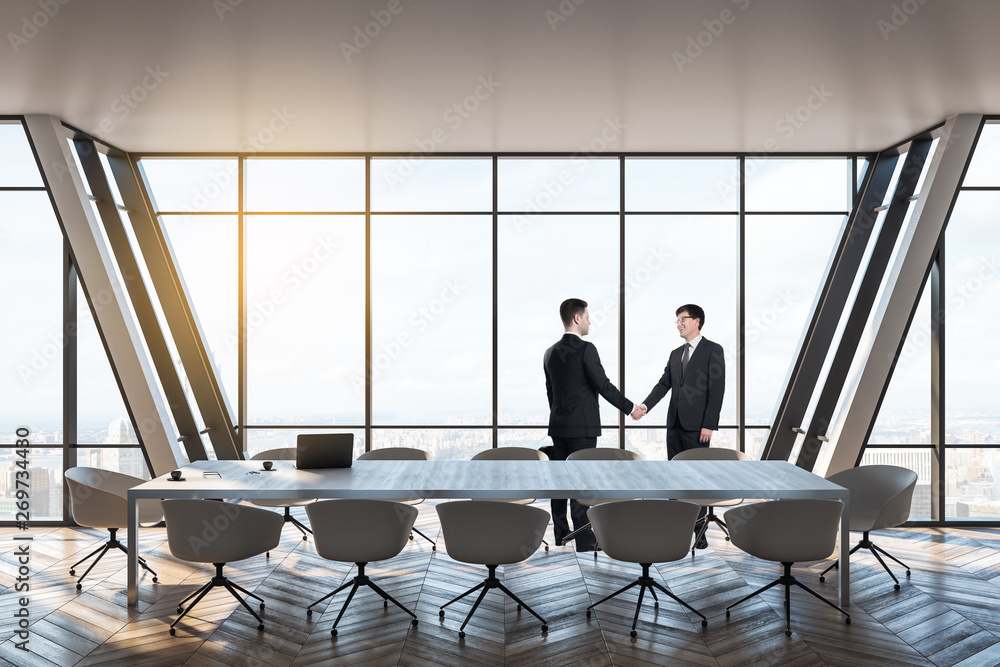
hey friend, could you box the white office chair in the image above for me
[357,447,436,551]
[586,499,708,636]
[436,500,550,638]
[64,467,161,590]
[673,447,752,554]
[249,447,314,553]
[471,446,550,551]
[724,498,850,636]
[819,464,918,589]
[162,499,283,635]
[561,447,644,555]
[304,499,420,636]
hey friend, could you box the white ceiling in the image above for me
[2,0,998,154]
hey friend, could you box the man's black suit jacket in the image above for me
[544,334,633,439]
[642,337,725,432]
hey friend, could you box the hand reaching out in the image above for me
[631,404,646,421]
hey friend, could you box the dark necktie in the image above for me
[681,343,691,377]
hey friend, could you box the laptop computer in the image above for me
[296,433,354,469]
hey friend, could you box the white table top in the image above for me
[129,459,847,501]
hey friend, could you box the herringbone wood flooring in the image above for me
[4,504,1000,666]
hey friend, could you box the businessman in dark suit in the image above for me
[635,304,725,548]
[544,298,639,552]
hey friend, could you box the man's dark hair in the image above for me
[676,303,705,329]
[560,298,588,327]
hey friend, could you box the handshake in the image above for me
[630,403,646,421]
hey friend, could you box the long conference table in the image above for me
[127,459,851,607]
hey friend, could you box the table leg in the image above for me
[127,490,138,607]
[839,495,850,607]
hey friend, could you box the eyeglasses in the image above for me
[675,316,693,325]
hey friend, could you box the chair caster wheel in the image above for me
[459,631,466,639]
[265,552,270,558]
[545,545,549,552]
[76,583,82,591]
[306,608,313,616]
[439,610,445,618]
[894,584,900,590]
[409,535,414,541]
[331,628,338,637]
[654,601,659,608]
[411,618,418,626]
[725,536,730,541]
[701,620,708,627]
[169,628,176,636]
[586,610,592,618]
[302,535,308,541]
[726,610,731,617]
[177,607,183,614]
[541,624,547,633]
[845,617,851,624]
[69,570,75,576]
[594,552,598,560]
[152,577,158,583]
[819,576,825,582]
[630,630,637,638]
[906,570,911,577]
[785,629,792,637]
[432,546,436,552]
[384,600,388,608]
[516,604,521,611]
[260,603,265,609]
[257,624,264,631]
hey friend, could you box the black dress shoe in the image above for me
[695,537,709,549]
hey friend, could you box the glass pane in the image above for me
[161,215,239,414]
[860,447,933,519]
[140,159,238,213]
[0,449,63,520]
[946,448,1000,518]
[745,158,851,212]
[0,122,43,186]
[98,152,124,207]
[945,192,1000,445]
[626,429,667,461]
[869,283,931,444]
[245,428,365,460]
[371,158,492,211]
[744,428,769,460]
[499,429,619,452]
[498,215,621,426]
[624,215,738,428]
[76,447,150,480]
[498,159,619,212]
[245,158,365,212]
[0,192,63,442]
[372,216,492,425]
[625,158,739,211]
[963,123,1000,187]
[247,216,365,424]
[744,215,843,424]
[371,429,490,461]
[77,284,133,444]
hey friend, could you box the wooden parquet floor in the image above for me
[4,505,1000,666]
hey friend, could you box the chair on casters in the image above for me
[586,499,708,636]
[436,500,550,638]
[64,467,162,590]
[673,447,752,554]
[162,499,283,635]
[562,447,644,557]
[249,448,315,555]
[471,447,551,552]
[819,464,918,590]
[724,499,850,637]
[357,447,437,552]
[304,499,420,636]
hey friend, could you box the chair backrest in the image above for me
[437,500,549,565]
[672,447,751,462]
[250,447,296,461]
[306,499,418,563]
[472,446,548,461]
[357,447,432,461]
[65,467,162,528]
[567,448,643,462]
[826,465,918,531]
[161,499,283,563]
[724,498,843,563]
[589,499,700,564]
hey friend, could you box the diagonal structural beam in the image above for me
[73,137,208,462]
[106,153,242,461]
[762,151,900,462]
[824,114,982,475]
[24,114,183,475]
